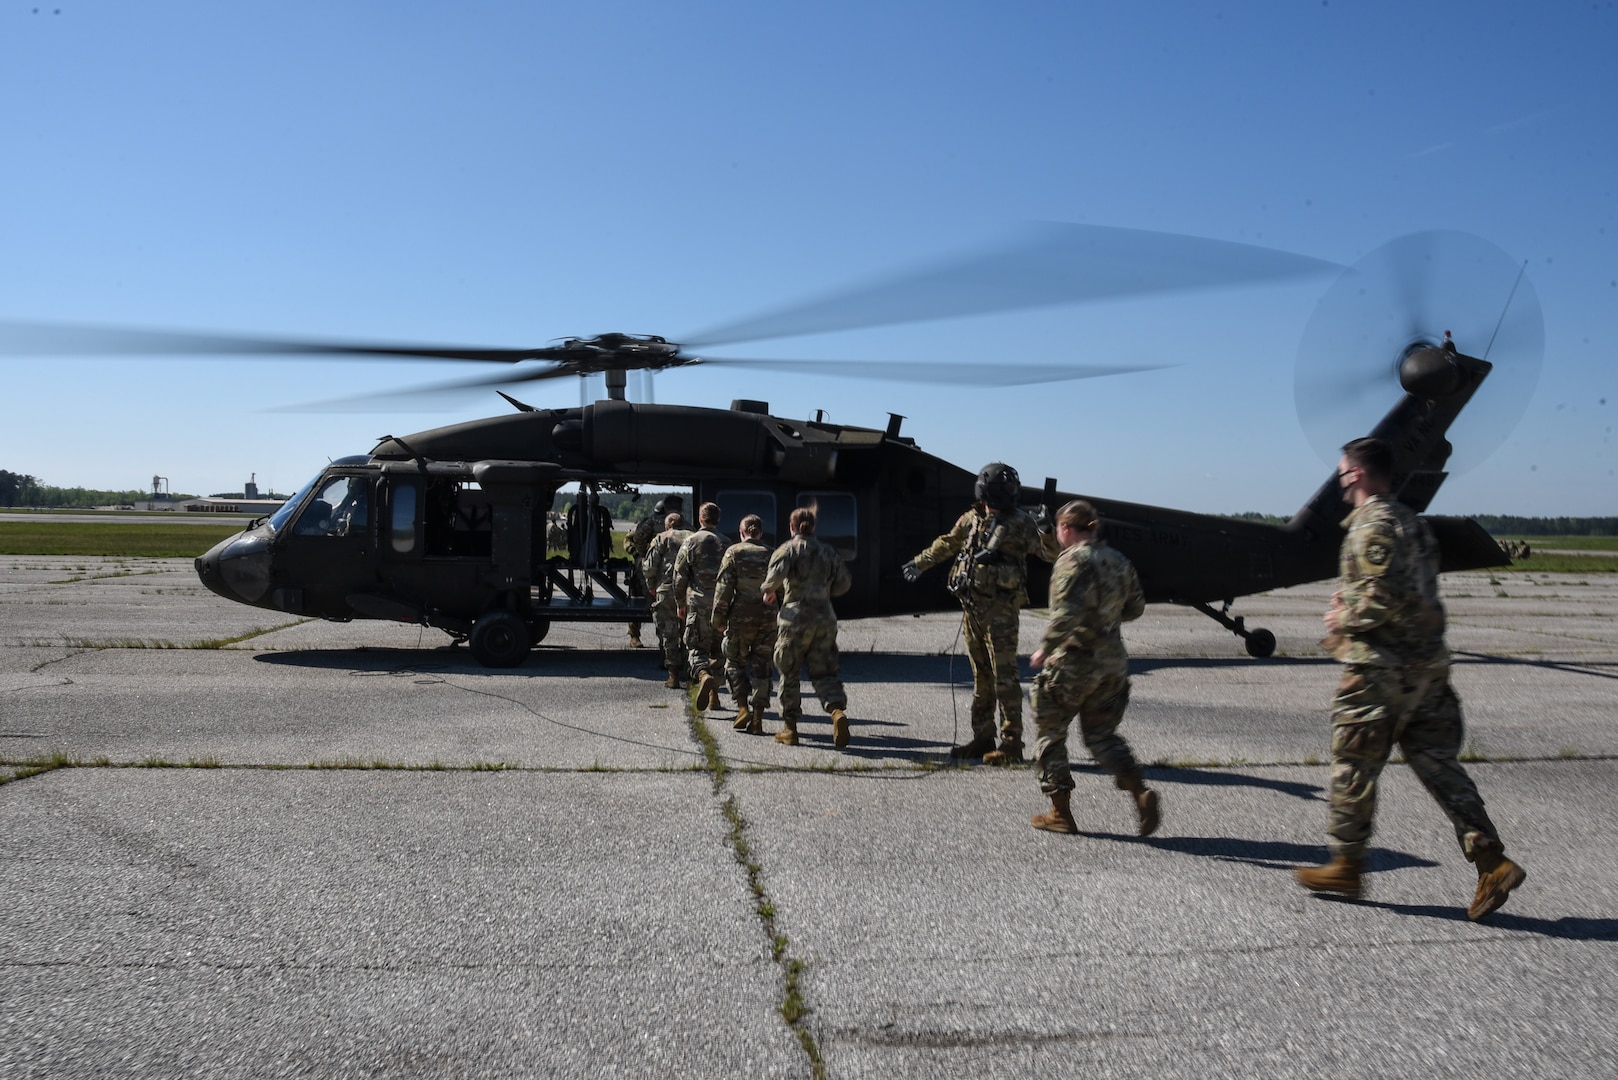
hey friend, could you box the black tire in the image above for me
[469,611,531,668]
[527,617,550,647]
[1245,628,1277,659]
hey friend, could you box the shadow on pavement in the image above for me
[1144,764,1326,802]
[1342,900,1618,941]
[1078,832,1441,874]
[1451,651,1618,682]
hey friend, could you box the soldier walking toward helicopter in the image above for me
[713,514,777,735]
[644,511,692,689]
[674,502,730,711]
[626,494,683,654]
[1293,437,1527,918]
[1025,500,1159,837]
[763,507,852,748]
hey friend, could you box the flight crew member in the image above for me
[1295,437,1527,919]
[626,494,683,652]
[644,512,692,690]
[712,513,777,735]
[674,502,730,711]
[762,507,852,748]
[902,462,1059,763]
[1025,500,1158,836]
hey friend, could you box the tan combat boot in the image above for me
[664,671,681,690]
[831,708,850,748]
[1468,850,1527,920]
[1293,856,1364,898]
[982,738,1024,766]
[746,706,765,736]
[628,628,644,648]
[774,719,799,746]
[1031,790,1078,834]
[733,704,752,732]
[1121,777,1160,837]
[695,672,719,711]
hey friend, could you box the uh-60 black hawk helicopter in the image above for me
[9,226,1537,667]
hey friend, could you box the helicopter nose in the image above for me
[196,530,273,603]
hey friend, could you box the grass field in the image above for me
[0,522,240,558]
[2,519,1612,571]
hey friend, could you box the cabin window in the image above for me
[713,490,777,548]
[423,479,492,557]
[796,491,856,562]
[293,475,370,538]
[390,480,418,554]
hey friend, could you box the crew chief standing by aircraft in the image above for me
[903,463,1059,764]
[1293,437,1527,919]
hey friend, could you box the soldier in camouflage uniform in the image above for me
[626,495,683,654]
[902,463,1059,763]
[713,514,777,735]
[674,502,731,711]
[1026,500,1158,836]
[763,507,853,748]
[1295,437,1527,920]
[643,512,692,690]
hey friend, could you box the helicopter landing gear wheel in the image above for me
[1188,600,1276,659]
[527,616,550,647]
[469,611,531,668]
[1244,628,1276,659]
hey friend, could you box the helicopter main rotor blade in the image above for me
[691,356,1167,385]
[0,320,543,364]
[683,223,1343,348]
[272,363,583,412]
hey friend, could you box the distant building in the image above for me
[183,497,287,515]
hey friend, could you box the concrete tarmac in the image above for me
[2,557,1616,1078]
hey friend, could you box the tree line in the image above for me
[0,470,198,508]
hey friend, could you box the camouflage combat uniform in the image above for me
[644,524,692,680]
[1031,538,1147,795]
[624,514,660,644]
[713,537,778,716]
[1323,494,1502,863]
[763,533,852,724]
[674,526,730,682]
[910,506,1059,744]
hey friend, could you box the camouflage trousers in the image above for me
[962,598,1025,742]
[1327,661,1501,862]
[627,562,647,639]
[684,600,723,680]
[653,588,686,679]
[1030,659,1140,796]
[723,622,777,714]
[773,607,847,723]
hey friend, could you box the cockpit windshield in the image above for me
[266,471,325,533]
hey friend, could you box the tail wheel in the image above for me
[469,611,531,668]
[1244,628,1277,659]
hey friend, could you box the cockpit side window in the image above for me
[293,475,371,538]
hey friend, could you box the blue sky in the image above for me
[2,1,1613,515]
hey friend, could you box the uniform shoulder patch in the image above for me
[1354,527,1396,576]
